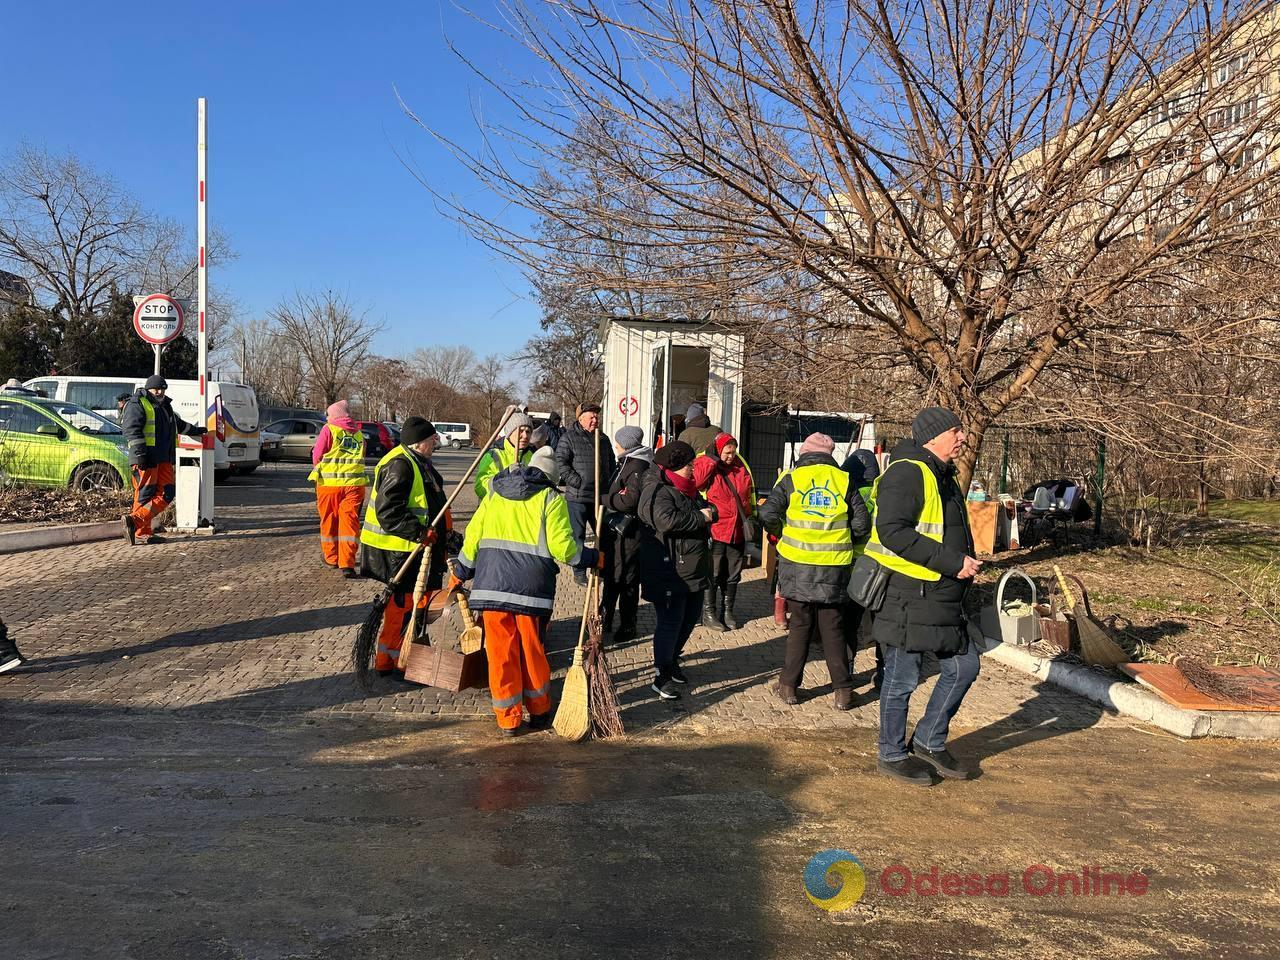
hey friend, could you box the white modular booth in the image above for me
[600,315,746,449]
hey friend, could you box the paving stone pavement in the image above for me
[0,457,1121,735]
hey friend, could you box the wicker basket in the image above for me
[1034,574,1089,654]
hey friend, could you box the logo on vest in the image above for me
[800,479,842,516]
[337,434,363,455]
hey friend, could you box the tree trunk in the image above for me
[955,415,988,492]
[1197,461,1210,518]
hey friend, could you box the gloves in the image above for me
[189,426,208,437]
[422,528,438,547]
[128,456,143,469]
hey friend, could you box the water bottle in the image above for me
[967,479,987,502]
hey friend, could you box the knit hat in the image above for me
[326,400,351,422]
[798,432,835,457]
[505,412,533,435]
[714,432,737,455]
[401,416,437,445]
[653,440,696,470]
[615,425,644,452]
[144,375,168,390]
[686,402,706,420]
[912,407,963,445]
[529,445,558,483]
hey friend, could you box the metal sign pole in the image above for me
[153,344,162,377]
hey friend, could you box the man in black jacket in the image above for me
[869,407,982,785]
[554,402,617,585]
[120,376,207,545]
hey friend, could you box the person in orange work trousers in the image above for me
[120,375,207,545]
[309,400,368,577]
[451,446,602,736]
[359,417,451,675]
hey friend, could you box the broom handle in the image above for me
[387,404,520,591]
[1052,565,1078,611]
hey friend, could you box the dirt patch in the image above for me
[977,516,1280,667]
[0,486,131,526]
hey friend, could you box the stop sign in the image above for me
[132,294,185,345]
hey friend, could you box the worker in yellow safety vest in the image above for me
[866,407,981,786]
[309,400,368,576]
[360,417,451,675]
[473,412,534,502]
[758,432,871,710]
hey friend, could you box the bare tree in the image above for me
[0,146,151,324]
[468,353,515,438]
[355,357,412,421]
[410,344,477,394]
[269,291,384,407]
[226,317,308,407]
[417,0,1280,483]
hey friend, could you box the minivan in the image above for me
[25,375,263,481]
[434,422,471,449]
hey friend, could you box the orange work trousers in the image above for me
[483,611,552,729]
[130,462,176,539]
[316,484,364,570]
[375,589,434,673]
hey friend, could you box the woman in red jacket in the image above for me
[692,433,756,631]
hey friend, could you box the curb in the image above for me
[0,520,122,555]
[983,642,1280,740]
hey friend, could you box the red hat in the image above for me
[714,432,737,454]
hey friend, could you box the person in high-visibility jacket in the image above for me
[120,375,207,545]
[360,417,450,674]
[867,407,982,786]
[452,445,600,735]
[759,432,871,711]
[473,412,534,502]
[841,447,884,686]
[309,400,368,577]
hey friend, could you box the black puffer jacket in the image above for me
[870,439,975,654]
[555,423,617,505]
[362,449,449,591]
[604,451,654,587]
[636,467,713,598]
[759,451,872,604]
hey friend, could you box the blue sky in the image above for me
[1,1,541,360]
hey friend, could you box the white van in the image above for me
[24,375,262,480]
[434,421,472,449]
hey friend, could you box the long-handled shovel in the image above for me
[353,406,518,688]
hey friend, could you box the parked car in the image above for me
[260,429,283,462]
[382,422,401,446]
[0,395,129,491]
[434,421,472,449]
[361,421,393,460]
[261,416,324,462]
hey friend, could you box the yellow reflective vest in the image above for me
[474,438,532,501]
[865,459,945,581]
[138,396,176,450]
[308,424,368,486]
[776,462,855,567]
[360,447,429,553]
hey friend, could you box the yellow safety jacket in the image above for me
[308,424,368,486]
[138,396,176,450]
[865,459,944,581]
[776,462,855,567]
[360,447,429,553]
[473,438,532,501]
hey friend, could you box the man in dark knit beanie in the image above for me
[867,406,982,787]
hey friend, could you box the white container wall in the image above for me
[600,318,745,448]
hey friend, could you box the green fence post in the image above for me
[1094,437,1106,536]
[999,433,1010,495]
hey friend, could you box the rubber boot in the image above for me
[702,582,726,632]
[723,584,742,630]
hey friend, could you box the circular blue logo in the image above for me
[804,849,866,911]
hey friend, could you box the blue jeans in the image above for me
[652,588,704,680]
[878,642,981,760]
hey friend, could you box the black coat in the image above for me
[636,467,713,598]
[603,453,653,588]
[362,449,449,593]
[870,439,975,654]
[555,423,617,505]
[120,390,202,468]
[758,451,872,604]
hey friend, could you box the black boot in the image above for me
[702,583,726,632]
[723,584,742,630]
[0,620,24,674]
